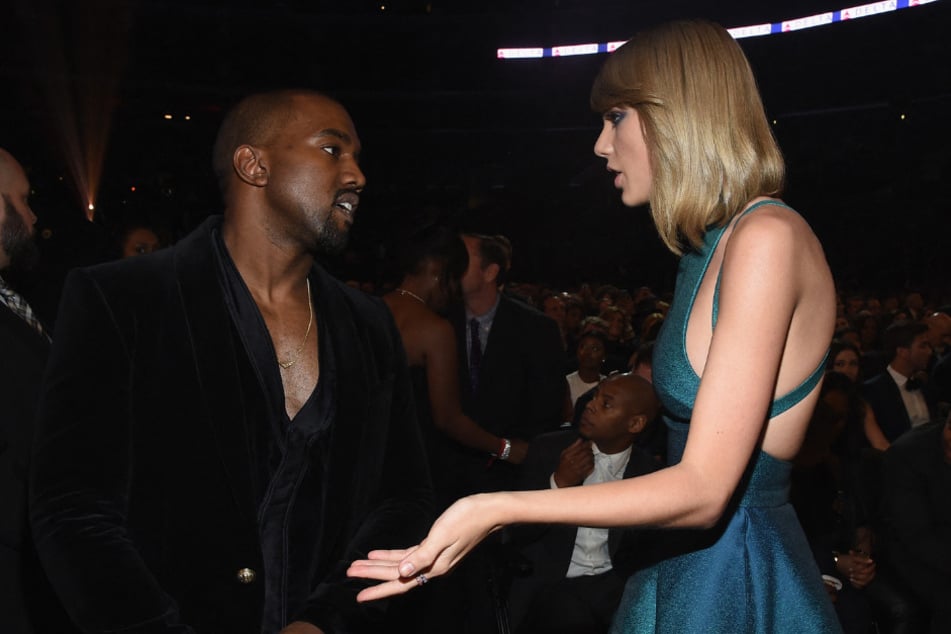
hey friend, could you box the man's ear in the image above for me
[627,414,648,435]
[233,145,268,187]
[484,262,501,285]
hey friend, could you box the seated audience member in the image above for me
[599,305,635,374]
[506,373,662,634]
[836,325,863,352]
[562,293,585,352]
[629,341,654,382]
[614,289,635,321]
[117,223,162,259]
[628,341,665,463]
[540,290,569,353]
[565,332,608,410]
[579,315,609,337]
[594,284,619,314]
[854,313,883,357]
[828,340,890,450]
[845,294,867,321]
[930,347,951,422]
[902,291,926,322]
[632,285,654,306]
[862,321,936,443]
[637,310,665,346]
[791,372,918,634]
[923,311,951,367]
[922,311,951,413]
[880,414,951,633]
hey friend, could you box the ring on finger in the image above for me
[416,573,429,587]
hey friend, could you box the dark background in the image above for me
[2,0,950,299]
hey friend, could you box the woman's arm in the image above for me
[861,401,890,451]
[349,209,832,600]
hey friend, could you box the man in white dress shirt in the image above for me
[506,373,662,634]
[863,320,936,442]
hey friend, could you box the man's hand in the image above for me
[279,622,324,634]
[552,438,594,488]
[835,551,876,590]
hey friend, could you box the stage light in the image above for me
[497,0,941,59]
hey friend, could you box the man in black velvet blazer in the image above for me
[0,148,74,633]
[862,320,936,443]
[506,373,662,634]
[29,91,432,634]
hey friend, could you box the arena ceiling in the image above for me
[1,0,950,290]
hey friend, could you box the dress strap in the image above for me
[710,199,828,417]
[712,199,793,327]
[768,350,829,418]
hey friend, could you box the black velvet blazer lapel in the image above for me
[307,266,381,556]
[171,218,258,527]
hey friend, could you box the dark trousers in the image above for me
[516,572,626,634]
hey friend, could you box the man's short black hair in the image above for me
[883,320,929,362]
[211,89,334,197]
[576,330,608,351]
[464,233,511,286]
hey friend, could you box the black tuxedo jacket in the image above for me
[446,294,565,498]
[505,429,660,629]
[862,371,936,443]
[29,217,432,634]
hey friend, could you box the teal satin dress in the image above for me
[610,201,842,633]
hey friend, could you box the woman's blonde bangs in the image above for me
[591,20,785,255]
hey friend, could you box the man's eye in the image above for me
[322,146,340,157]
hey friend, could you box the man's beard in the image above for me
[312,214,350,256]
[1,195,39,272]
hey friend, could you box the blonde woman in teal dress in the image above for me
[349,19,841,633]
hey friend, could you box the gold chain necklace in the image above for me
[278,278,313,370]
[396,288,427,305]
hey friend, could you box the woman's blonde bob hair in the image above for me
[590,20,785,255]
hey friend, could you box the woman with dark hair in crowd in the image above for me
[599,305,636,374]
[792,371,918,634]
[827,339,890,451]
[382,225,529,507]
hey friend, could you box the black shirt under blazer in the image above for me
[29,216,433,634]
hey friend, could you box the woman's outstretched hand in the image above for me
[347,494,504,602]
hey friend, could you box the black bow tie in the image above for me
[905,378,923,391]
